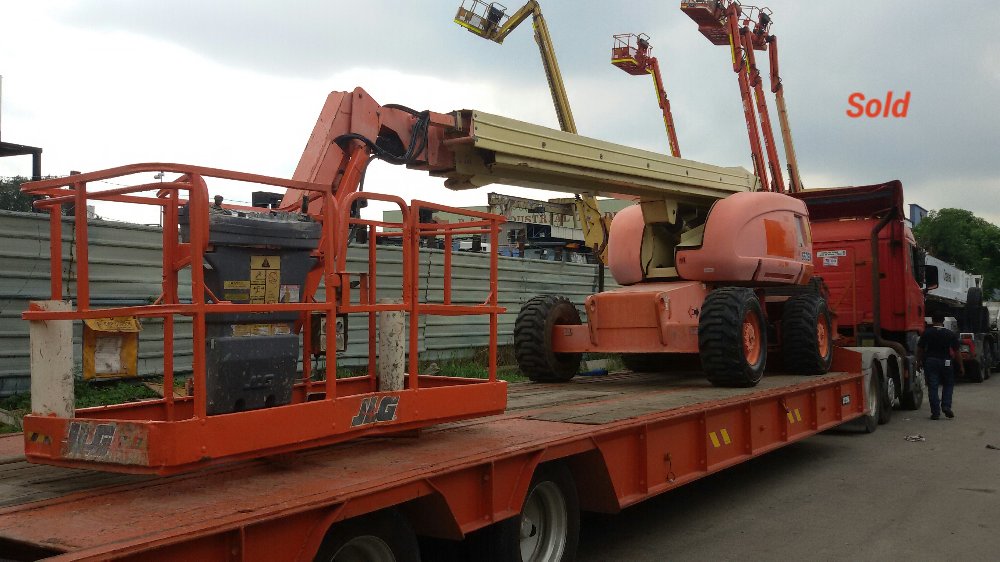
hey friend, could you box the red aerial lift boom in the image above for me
[681,0,803,192]
[611,33,683,159]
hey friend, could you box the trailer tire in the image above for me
[314,509,420,562]
[876,362,893,425]
[781,294,834,375]
[899,369,925,411]
[699,288,767,387]
[465,463,580,562]
[515,296,582,382]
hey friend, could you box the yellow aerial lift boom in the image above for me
[454,0,611,261]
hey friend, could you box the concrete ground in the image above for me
[578,376,1000,561]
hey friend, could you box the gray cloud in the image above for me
[57,0,1000,219]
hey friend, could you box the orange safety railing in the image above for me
[19,164,507,470]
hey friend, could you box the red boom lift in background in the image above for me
[681,0,804,192]
[611,33,683,158]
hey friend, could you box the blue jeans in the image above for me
[924,357,955,415]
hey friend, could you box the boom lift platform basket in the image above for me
[19,163,508,475]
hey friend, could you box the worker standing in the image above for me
[916,314,965,420]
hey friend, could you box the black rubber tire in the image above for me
[781,294,834,375]
[876,362,893,425]
[899,365,925,411]
[698,288,767,387]
[464,463,580,562]
[514,296,582,382]
[314,509,420,562]
[967,360,984,383]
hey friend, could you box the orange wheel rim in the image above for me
[742,311,762,365]
[817,317,830,357]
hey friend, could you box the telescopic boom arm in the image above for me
[611,33,682,158]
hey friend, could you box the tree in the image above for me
[0,176,36,213]
[913,208,1000,295]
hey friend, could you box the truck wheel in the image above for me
[899,369,925,410]
[515,296,582,382]
[876,362,893,425]
[315,509,420,562]
[967,360,984,383]
[781,294,834,375]
[861,362,880,433]
[465,463,580,562]
[699,288,767,387]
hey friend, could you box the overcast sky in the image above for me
[1,0,998,224]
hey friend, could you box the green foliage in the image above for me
[0,176,35,212]
[913,208,1000,294]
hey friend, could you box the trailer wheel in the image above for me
[314,509,420,562]
[466,463,580,562]
[876,362,893,425]
[515,296,582,382]
[965,288,984,332]
[699,288,767,387]
[899,367,925,411]
[781,294,834,375]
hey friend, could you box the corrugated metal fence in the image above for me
[0,210,616,396]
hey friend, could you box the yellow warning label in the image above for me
[224,280,251,289]
[232,324,253,337]
[224,292,250,302]
[250,256,280,270]
[250,255,281,305]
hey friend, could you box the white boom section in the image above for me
[438,110,760,205]
[926,254,982,305]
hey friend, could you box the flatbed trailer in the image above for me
[0,349,870,562]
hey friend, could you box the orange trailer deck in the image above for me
[0,356,866,561]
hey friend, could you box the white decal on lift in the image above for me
[823,257,839,267]
[817,250,847,258]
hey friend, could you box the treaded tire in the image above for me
[900,365,925,410]
[698,288,767,387]
[314,508,420,562]
[465,463,580,562]
[875,362,893,425]
[781,294,834,375]
[515,296,582,382]
[966,288,984,332]
[861,361,879,433]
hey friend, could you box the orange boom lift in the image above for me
[611,33,683,158]
[681,0,803,192]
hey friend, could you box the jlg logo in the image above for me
[846,91,911,118]
[350,396,400,427]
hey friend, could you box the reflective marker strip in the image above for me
[720,429,732,445]
[709,432,721,448]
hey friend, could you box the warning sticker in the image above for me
[817,250,847,258]
[224,280,251,289]
[232,324,253,337]
[280,284,300,303]
[823,257,839,267]
[250,256,280,270]
[250,255,281,305]
[224,292,249,301]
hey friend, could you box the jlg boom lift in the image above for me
[681,0,803,192]
[611,33,683,158]
[453,0,611,262]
